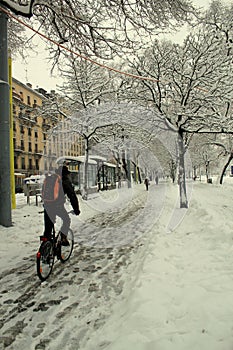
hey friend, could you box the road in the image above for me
[0,184,165,350]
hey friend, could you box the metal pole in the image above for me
[9,52,16,209]
[0,8,12,226]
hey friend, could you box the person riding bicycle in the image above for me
[42,165,80,246]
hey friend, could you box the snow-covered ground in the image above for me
[0,177,233,350]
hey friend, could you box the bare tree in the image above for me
[124,18,233,207]
[24,0,197,63]
[8,18,32,56]
[189,133,233,184]
[57,55,117,109]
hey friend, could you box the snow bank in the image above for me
[82,181,233,350]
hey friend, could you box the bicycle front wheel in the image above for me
[36,241,55,281]
[59,229,74,263]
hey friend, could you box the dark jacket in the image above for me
[61,173,80,215]
[44,166,80,215]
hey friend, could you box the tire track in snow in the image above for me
[0,184,165,349]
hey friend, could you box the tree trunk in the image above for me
[205,160,210,183]
[137,166,142,183]
[219,152,233,185]
[127,150,131,188]
[112,150,121,188]
[169,159,177,183]
[177,130,188,208]
[193,166,197,180]
[131,160,141,184]
[122,150,128,181]
[83,137,89,200]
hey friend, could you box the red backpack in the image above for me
[42,173,61,203]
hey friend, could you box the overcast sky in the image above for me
[12,0,232,92]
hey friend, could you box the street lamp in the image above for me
[0,0,35,17]
[0,0,36,226]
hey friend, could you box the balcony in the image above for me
[42,123,51,130]
[14,147,24,154]
[34,151,43,157]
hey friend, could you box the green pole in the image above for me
[0,8,12,227]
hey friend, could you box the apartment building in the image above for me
[12,78,83,179]
[13,78,45,176]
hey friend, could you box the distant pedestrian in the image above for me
[144,178,149,191]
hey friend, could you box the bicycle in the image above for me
[36,213,74,282]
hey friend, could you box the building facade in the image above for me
[13,78,45,176]
[12,78,83,180]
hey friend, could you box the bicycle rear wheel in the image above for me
[36,240,55,281]
[59,229,74,263]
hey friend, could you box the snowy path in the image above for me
[2,181,233,350]
[82,181,233,350]
[0,183,165,350]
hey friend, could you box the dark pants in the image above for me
[44,203,71,239]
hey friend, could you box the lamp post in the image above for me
[0,8,11,226]
[0,0,35,226]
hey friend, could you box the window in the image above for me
[35,130,38,138]
[14,156,17,169]
[25,110,31,119]
[35,159,39,170]
[28,128,31,136]
[21,157,25,169]
[20,125,24,133]
[35,144,38,153]
[27,95,31,105]
[21,140,24,150]
[19,108,23,118]
[28,142,32,152]
[29,159,32,169]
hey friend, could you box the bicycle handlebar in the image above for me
[68,210,75,215]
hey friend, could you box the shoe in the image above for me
[60,233,70,246]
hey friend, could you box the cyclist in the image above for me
[42,165,80,246]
